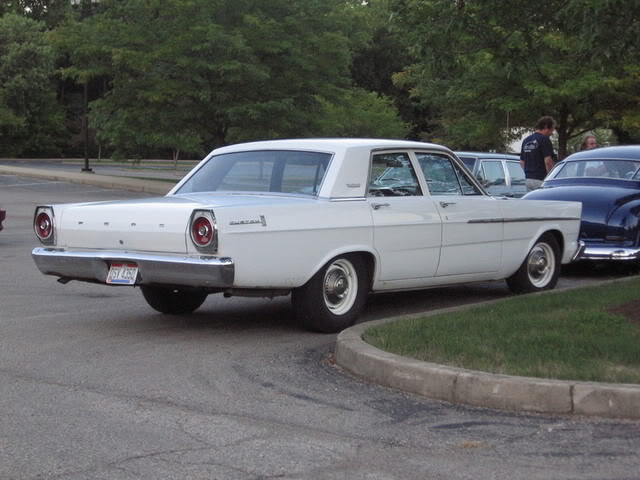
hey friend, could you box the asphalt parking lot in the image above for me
[1,172,639,479]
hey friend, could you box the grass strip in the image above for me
[363,278,640,384]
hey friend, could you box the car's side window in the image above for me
[417,153,482,195]
[369,153,422,197]
[506,161,526,185]
[481,161,506,186]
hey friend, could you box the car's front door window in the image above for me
[417,153,482,195]
[481,161,506,187]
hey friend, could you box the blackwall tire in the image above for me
[292,254,369,333]
[141,286,208,314]
[506,233,561,294]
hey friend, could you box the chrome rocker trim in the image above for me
[578,245,640,261]
[32,247,234,288]
[572,240,586,262]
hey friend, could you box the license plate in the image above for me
[107,262,139,285]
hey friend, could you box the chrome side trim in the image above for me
[578,246,640,261]
[468,217,581,224]
[32,248,234,287]
[572,240,586,261]
[330,197,367,202]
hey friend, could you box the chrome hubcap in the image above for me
[325,270,348,298]
[323,259,358,315]
[527,242,555,287]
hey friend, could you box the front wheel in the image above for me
[141,286,208,314]
[506,233,561,294]
[292,254,369,333]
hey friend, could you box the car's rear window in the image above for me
[552,159,640,180]
[176,150,332,195]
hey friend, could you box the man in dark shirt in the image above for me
[520,116,556,191]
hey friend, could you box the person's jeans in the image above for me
[526,178,544,192]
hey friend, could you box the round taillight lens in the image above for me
[35,212,53,240]
[191,216,213,246]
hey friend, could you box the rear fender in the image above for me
[606,201,640,245]
[302,246,379,288]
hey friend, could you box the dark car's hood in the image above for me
[524,183,640,239]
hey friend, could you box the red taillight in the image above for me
[189,209,217,253]
[191,216,213,246]
[35,211,53,241]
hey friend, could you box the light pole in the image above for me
[80,80,92,172]
[71,0,94,172]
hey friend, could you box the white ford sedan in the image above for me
[32,139,583,332]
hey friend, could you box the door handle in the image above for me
[371,203,390,210]
[439,201,456,208]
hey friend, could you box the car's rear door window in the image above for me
[369,153,422,196]
[506,161,525,185]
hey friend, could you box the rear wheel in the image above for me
[506,233,561,294]
[141,286,208,314]
[292,254,369,333]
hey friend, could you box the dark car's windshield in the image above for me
[552,159,640,180]
[176,150,332,195]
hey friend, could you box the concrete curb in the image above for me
[335,279,640,419]
[0,165,173,195]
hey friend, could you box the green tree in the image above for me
[54,0,389,158]
[314,88,409,138]
[0,13,64,156]
[0,1,72,28]
[389,0,640,157]
[350,0,433,139]
[561,0,640,144]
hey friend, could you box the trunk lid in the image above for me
[56,196,201,252]
[526,184,639,239]
[55,193,316,252]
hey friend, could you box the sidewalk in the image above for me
[0,164,175,195]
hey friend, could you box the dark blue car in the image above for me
[524,146,640,263]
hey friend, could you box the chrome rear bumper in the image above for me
[32,247,234,288]
[577,245,640,262]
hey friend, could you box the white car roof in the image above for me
[172,138,460,199]
[211,138,450,155]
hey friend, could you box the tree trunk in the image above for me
[173,149,180,169]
